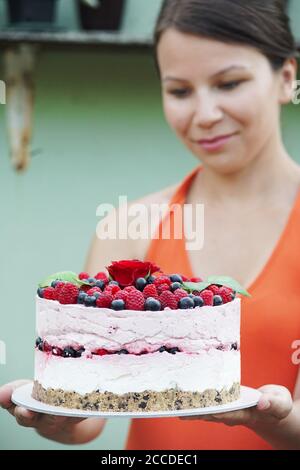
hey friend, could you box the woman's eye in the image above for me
[218,80,242,91]
[168,89,190,98]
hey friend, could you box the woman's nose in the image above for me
[192,92,223,128]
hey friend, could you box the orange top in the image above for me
[126,165,300,450]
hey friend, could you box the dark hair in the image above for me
[154,0,299,73]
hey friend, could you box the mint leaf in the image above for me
[38,271,90,288]
[182,281,211,293]
[182,276,251,297]
[206,276,251,297]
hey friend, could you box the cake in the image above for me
[32,259,248,412]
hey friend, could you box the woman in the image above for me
[1,0,300,449]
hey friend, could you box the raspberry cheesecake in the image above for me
[32,260,248,412]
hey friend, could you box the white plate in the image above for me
[12,384,261,419]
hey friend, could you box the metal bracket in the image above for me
[3,43,39,171]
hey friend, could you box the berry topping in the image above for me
[135,277,147,291]
[170,282,182,292]
[213,295,223,306]
[78,272,89,280]
[200,289,214,306]
[193,296,204,307]
[143,284,159,299]
[169,274,183,283]
[111,299,126,310]
[159,290,177,310]
[96,293,113,308]
[218,286,233,304]
[37,287,44,298]
[58,283,79,305]
[144,297,161,311]
[178,297,195,309]
[174,288,189,302]
[126,289,145,311]
[84,295,97,307]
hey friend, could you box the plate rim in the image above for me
[12,383,261,419]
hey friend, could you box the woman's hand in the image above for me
[180,385,293,428]
[0,380,106,445]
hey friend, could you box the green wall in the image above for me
[0,0,300,451]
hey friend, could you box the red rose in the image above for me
[106,260,160,287]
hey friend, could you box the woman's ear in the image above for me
[278,58,298,104]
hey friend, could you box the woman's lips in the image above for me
[196,133,238,152]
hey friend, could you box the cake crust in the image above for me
[32,380,240,412]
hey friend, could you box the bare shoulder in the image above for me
[84,183,178,274]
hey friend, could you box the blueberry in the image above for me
[170,274,183,283]
[93,292,101,299]
[170,282,182,292]
[158,346,167,353]
[38,341,44,351]
[111,299,125,311]
[35,337,43,348]
[117,349,129,355]
[51,280,60,288]
[77,291,87,304]
[135,277,147,291]
[231,291,236,300]
[87,277,96,285]
[37,287,44,298]
[231,342,238,350]
[178,297,195,309]
[109,281,119,286]
[74,347,85,357]
[147,275,155,284]
[167,347,180,354]
[193,296,204,307]
[63,347,77,358]
[144,298,161,311]
[95,280,104,290]
[213,295,223,306]
[84,295,97,307]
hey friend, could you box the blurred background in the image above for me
[0,0,299,450]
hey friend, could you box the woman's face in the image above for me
[157,29,295,174]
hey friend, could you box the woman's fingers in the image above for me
[0,380,31,417]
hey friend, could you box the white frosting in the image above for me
[36,297,240,353]
[35,349,240,394]
[35,296,241,395]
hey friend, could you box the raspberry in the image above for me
[94,348,109,356]
[174,288,188,302]
[80,284,91,293]
[157,283,171,295]
[78,272,89,280]
[143,284,159,299]
[96,293,113,308]
[159,291,177,310]
[200,289,214,306]
[190,277,203,282]
[86,287,102,296]
[58,283,79,305]
[95,272,109,284]
[104,284,121,296]
[218,286,233,304]
[113,290,129,302]
[126,290,145,311]
[208,285,220,295]
[154,275,171,287]
[123,286,137,293]
[43,287,56,300]
[181,275,189,282]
